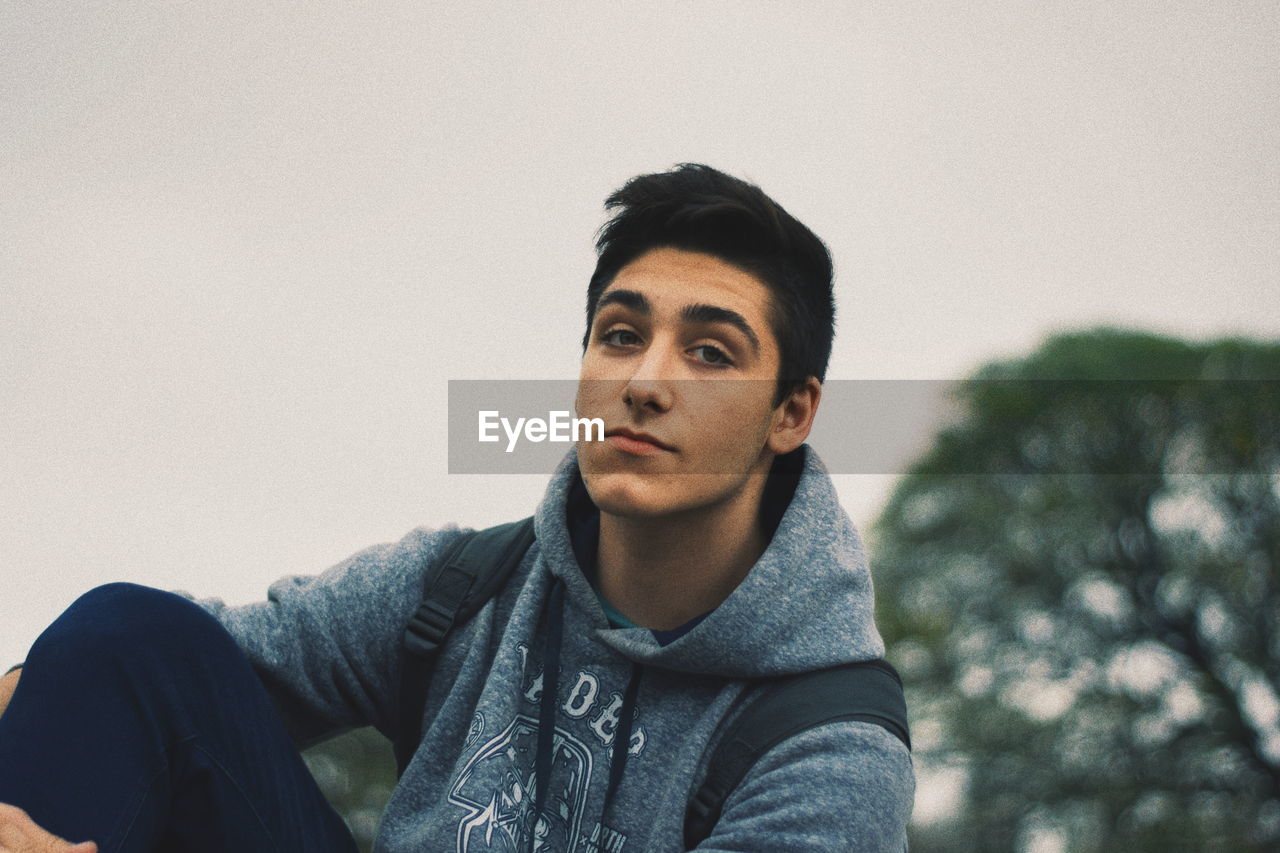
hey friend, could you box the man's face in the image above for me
[574,247,789,519]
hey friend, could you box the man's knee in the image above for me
[27,583,235,674]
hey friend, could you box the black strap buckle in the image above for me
[404,599,457,658]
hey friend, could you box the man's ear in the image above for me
[766,377,821,455]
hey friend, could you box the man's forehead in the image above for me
[602,248,773,317]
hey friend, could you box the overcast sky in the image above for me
[3,1,1276,701]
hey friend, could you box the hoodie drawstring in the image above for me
[526,578,645,853]
[598,662,644,843]
[527,578,566,853]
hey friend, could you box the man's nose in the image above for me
[623,340,676,412]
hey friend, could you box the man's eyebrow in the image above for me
[682,303,761,355]
[596,288,761,356]
[596,289,650,314]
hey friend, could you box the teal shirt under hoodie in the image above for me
[196,445,915,851]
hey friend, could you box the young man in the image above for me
[0,165,914,851]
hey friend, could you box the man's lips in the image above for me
[604,428,675,455]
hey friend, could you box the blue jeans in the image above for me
[0,583,359,853]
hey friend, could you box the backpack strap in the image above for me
[395,516,536,774]
[684,659,911,848]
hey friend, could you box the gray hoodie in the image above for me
[198,446,914,851]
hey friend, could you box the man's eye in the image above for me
[692,345,733,366]
[602,329,641,346]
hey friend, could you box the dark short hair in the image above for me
[584,164,835,405]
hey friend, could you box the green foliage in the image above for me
[874,329,1280,852]
[304,727,397,853]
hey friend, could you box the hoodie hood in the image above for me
[532,444,885,678]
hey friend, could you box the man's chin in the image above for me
[582,474,674,519]
[580,470,736,520]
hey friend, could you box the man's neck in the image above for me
[595,469,771,631]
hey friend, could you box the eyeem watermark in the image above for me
[478,410,604,453]
[450,378,1279,474]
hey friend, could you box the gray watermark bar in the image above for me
[447,379,1280,475]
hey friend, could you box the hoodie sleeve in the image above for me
[692,721,914,853]
[189,524,470,749]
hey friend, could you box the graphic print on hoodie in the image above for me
[195,445,915,852]
[447,650,644,852]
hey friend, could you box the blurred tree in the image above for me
[304,727,396,853]
[873,330,1280,852]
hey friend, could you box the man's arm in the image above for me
[0,667,18,718]
[186,524,473,747]
[693,721,914,852]
[0,524,471,744]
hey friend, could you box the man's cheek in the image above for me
[575,434,620,482]
[574,383,607,421]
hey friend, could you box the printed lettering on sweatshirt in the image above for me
[446,643,646,852]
